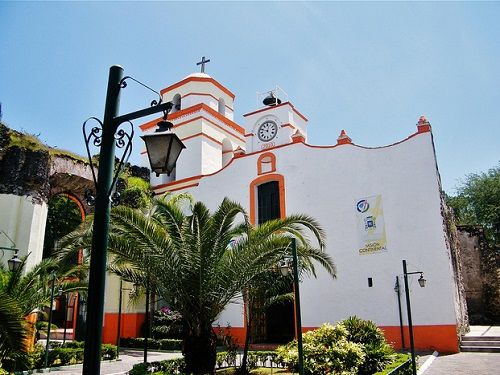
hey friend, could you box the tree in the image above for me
[60,195,335,374]
[447,163,500,244]
[238,217,337,374]
[0,257,86,370]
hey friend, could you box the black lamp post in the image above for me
[402,260,426,375]
[44,271,57,370]
[82,65,185,374]
[394,276,405,349]
[280,238,304,375]
[116,279,132,360]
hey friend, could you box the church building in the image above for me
[105,64,467,353]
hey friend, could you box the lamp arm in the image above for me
[0,230,17,249]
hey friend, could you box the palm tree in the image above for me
[57,194,335,374]
[0,257,87,370]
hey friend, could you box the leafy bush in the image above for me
[277,318,395,375]
[343,316,395,374]
[277,323,365,374]
[129,357,186,375]
[36,342,117,368]
[120,337,182,351]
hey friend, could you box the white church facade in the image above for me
[117,70,468,353]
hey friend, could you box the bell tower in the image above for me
[243,87,308,153]
[140,60,246,191]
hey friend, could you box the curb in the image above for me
[417,351,439,374]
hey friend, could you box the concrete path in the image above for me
[465,325,500,337]
[422,352,500,375]
[38,349,182,375]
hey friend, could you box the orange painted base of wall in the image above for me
[216,326,247,347]
[379,324,459,353]
[104,319,458,354]
[103,313,145,345]
[215,324,458,353]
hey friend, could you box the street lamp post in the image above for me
[280,238,304,375]
[82,65,184,374]
[144,276,150,364]
[402,259,426,375]
[116,279,132,359]
[394,276,405,349]
[44,271,57,370]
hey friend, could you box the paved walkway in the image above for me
[422,352,500,375]
[38,350,182,375]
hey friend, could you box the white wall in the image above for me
[0,194,47,272]
[175,132,458,329]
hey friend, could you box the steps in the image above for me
[461,336,500,353]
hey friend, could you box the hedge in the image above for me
[120,337,183,351]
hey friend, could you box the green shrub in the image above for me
[277,323,365,374]
[35,342,117,368]
[129,357,186,374]
[342,316,395,374]
[120,337,183,351]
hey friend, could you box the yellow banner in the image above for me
[355,195,387,255]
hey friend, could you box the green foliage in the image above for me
[343,316,394,374]
[120,337,183,351]
[447,163,500,244]
[43,195,83,258]
[0,291,27,369]
[129,357,186,375]
[374,353,412,375]
[277,318,395,375]
[152,307,184,340]
[40,342,117,368]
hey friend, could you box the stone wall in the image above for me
[457,225,500,324]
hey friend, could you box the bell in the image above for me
[263,92,281,106]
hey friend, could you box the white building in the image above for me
[111,70,467,353]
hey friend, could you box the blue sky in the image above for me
[1,1,499,194]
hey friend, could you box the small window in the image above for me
[368,278,373,287]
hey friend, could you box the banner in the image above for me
[355,195,387,255]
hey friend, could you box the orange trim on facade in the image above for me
[181,132,223,146]
[182,92,234,111]
[203,117,246,143]
[153,174,203,191]
[163,183,200,193]
[281,123,294,129]
[245,133,254,137]
[102,312,145,345]
[243,101,308,122]
[160,76,235,99]
[249,173,286,225]
[222,149,234,155]
[379,325,458,353]
[140,103,245,135]
[257,152,277,175]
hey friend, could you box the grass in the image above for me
[374,353,411,375]
[6,127,88,163]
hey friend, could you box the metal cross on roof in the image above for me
[196,56,211,73]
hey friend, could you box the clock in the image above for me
[257,120,278,142]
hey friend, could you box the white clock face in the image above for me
[257,121,278,142]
